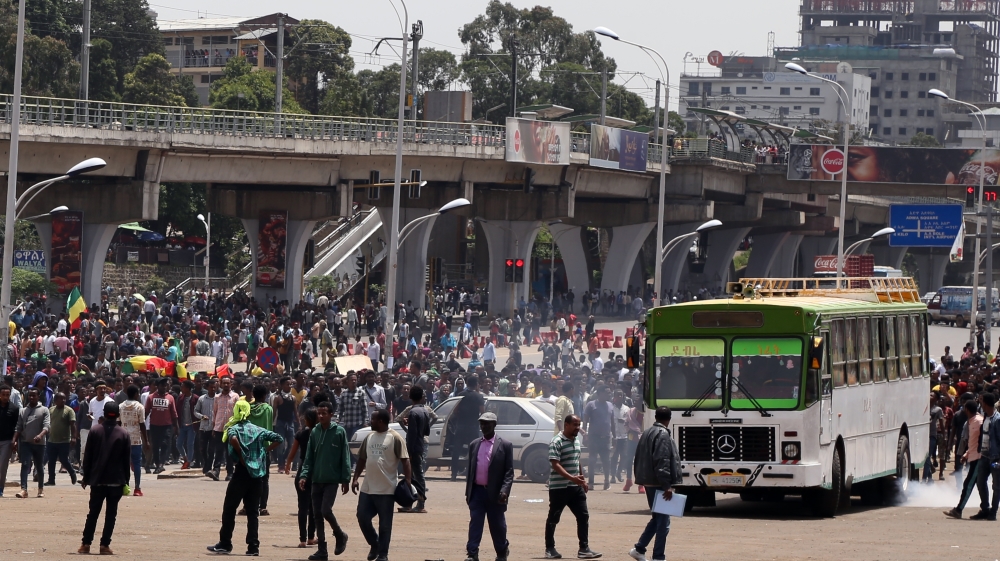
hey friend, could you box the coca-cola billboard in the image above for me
[814,255,838,273]
[787,144,1000,186]
[813,254,875,276]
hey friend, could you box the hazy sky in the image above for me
[151,0,802,111]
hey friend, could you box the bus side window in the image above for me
[845,318,859,385]
[920,313,930,377]
[858,317,872,383]
[806,335,824,405]
[909,315,922,377]
[886,316,898,381]
[897,313,911,379]
[830,319,846,387]
[872,316,886,382]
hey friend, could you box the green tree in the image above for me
[320,70,370,116]
[1,1,80,98]
[908,132,940,147]
[123,53,186,106]
[87,38,120,101]
[355,65,403,119]
[8,268,56,300]
[417,47,459,91]
[84,0,164,95]
[175,74,200,107]
[286,20,353,114]
[209,56,304,113]
[667,111,685,136]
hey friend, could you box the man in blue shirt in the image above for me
[972,392,1000,521]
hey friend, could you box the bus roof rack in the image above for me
[730,277,921,304]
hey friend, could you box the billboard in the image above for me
[14,250,45,274]
[505,118,570,165]
[888,204,964,247]
[51,210,83,294]
[787,144,1000,186]
[256,210,287,289]
[589,124,648,172]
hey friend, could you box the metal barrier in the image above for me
[0,93,776,167]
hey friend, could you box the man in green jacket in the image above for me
[299,401,351,560]
[246,386,275,516]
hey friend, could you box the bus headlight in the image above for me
[782,441,801,461]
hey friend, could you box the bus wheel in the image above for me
[883,435,911,504]
[812,447,842,517]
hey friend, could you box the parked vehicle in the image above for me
[349,396,563,483]
[927,286,1000,327]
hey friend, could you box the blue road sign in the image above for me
[889,204,963,247]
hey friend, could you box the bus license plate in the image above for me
[707,474,746,487]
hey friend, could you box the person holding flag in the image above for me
[66,287,87,332]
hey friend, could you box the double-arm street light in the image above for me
[660,219,723,263]
[785,62,853,281]
[594,26,671,306]
[929,88,990,345]
[844,227,895,256]
[197,213,211,290]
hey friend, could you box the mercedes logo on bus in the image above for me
[716,434,737,454]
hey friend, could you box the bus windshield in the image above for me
[654,338,724,410]
[730,338,803,410]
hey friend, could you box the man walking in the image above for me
[145,378,178,475]
[119,385,150,497]
[464,412,513,561]
[298,401,351,560]
[0,384,19,497]
[582,385,616,490]
[450,377,485,481]
[79,401,131,555]
[971,392,1000,520]
[352,409,410,561]
[544,414,601,559]
[945,399,985,519]
[195,378,216,475]
[211,376,240,481]
[629,406,682,561]
[207,400,283,556]
[14,388,49,498]
[402,387,432,512]
[45,392,77,486]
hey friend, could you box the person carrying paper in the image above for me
[630,406,682,561]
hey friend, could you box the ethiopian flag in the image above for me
[66,287,86,330]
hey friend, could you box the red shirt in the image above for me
[145,392,178,426]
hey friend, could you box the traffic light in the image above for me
[967,186,977,208]
[356,251,366,276]
[523,167,536,193]
[504,258,515,282]
[514,258,525,283]
[368,170,381,200]
[408,169,422,199]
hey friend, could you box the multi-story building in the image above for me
[779,0,1000,144]
[678,55,871,143]
[157,13,297,106]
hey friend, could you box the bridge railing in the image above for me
[0,94,770,167]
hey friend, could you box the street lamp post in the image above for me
[786,62,852,283]
[844,227,896,256]
[1,158,106,375]
[660,220,723,264]
[197,213,211,291]
[929,88,989,346]
[594,26,670,306]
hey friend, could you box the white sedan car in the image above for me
[349,396,559,483]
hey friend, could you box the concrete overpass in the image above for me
[0,94,971,312]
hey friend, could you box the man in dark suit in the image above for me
[464,412,514,561]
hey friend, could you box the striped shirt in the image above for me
[548,432,581,489]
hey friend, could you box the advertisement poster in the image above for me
[590,124,649,172]
[256,210,287,289]
[50,210,83,295]
[787,144,1000,185]
[14,250,46,274]
[505,117,570,165]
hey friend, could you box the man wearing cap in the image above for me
[79,401,131,555]
[464,411,513,561]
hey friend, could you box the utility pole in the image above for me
[80,0,91,99]
[652,79,661,145]
[600,66,607,125]
[410,20,423,119]
[275,14,285,113]
[509,36,518,117]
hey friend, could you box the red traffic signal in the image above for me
[504,258,515,282]
[515,259,524,267]
[513,258,525,282]
[505,259,514,267]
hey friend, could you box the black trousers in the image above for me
[588,434,612,486]
[544,486,590,550]
[451,430,476,479]
[198,430,213,472]
[47,441,76,483]
[211,430,234,475]
[219,464,263,550]
[312,482,344,549]
[296,476,315,543]
[149,425,172,467]
[82,485,124,547]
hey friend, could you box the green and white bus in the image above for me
[641,277,929,516]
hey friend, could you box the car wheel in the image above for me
[522,447,550,484]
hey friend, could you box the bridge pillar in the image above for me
[243,217,317,305]
[912,250,948,293]
[377,207,437,314]
[601,223,655,296]
[870,246,908,270]
[771,234,804,278]
[549,223,591,299]
[745,232,787,278]
[701,227,751,291]
[798,236,838,276]
[480,220,542,316]
[34,220,117,309]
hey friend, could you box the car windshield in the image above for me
[730,338,803,410]
[654,338,724,410]
[529,399,555,419]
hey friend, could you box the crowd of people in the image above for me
[0,283,688,560]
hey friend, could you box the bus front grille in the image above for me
[678,426,775,463]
